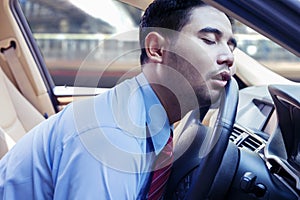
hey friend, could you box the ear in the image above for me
[144,32,167,63]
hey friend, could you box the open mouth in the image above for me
[213,70,231,81]
[211,70,231,88]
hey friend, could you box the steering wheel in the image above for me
[165,77,239,199]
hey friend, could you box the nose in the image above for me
[217,49,234,68]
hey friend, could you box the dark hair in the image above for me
[139,0,206,64]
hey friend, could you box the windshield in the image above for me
[18,0,300,87]
[233,20,300,83]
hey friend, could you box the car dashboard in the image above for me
[226,84,300,199]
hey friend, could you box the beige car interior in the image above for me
[0,67,45,158]
[0,0,55,158]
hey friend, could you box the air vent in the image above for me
[231,124,266,153]
[229,127,242,141]
[242,136,265,152]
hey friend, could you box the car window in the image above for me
[233,20,300,83]
[19,0,300,88]
[19,0,142,88]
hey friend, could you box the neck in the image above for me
[142,63,197,124]
[150,84,182,124]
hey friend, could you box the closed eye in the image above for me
[202,38,216,45]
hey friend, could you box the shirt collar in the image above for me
[136,73,171,155]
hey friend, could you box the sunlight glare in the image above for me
[69,0,135,32]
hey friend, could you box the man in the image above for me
[0,0,236,199]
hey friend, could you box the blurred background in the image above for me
[19,0,300,88]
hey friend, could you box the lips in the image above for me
[220,71,231,81]
[212,70,231,88]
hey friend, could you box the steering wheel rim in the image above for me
[165,78,239,199]
[185,77,239,199]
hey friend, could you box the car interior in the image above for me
[0,0,299,199]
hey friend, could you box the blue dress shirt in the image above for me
[0,73,171,199]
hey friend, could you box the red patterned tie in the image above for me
[147,133,173,200]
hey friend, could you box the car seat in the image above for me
[0,67,45,158]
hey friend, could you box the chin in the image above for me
[208,89,223,106]
[194,83,223,108]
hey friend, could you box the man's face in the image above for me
[163,6,236,107]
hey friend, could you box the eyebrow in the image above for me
[199,27,237,48]
[199,27,222,36]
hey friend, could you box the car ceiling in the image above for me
[118,0,300,58]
